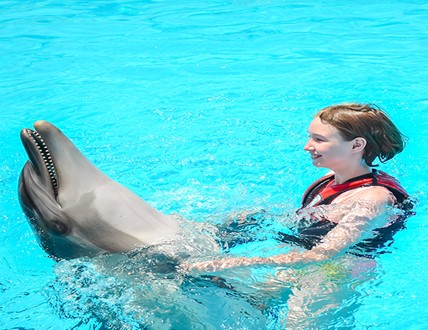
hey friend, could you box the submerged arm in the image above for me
[183,187,396,272]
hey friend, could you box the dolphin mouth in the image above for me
[22,128,59,198]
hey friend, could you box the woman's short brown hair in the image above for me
[316,103,406,167]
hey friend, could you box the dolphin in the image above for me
[18,121,181,260]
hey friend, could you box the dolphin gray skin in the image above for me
[18,121,181,260]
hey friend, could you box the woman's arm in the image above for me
[182,187,396,272]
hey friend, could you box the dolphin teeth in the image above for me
[26,129,59,198]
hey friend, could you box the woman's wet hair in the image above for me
[316,103,406,167]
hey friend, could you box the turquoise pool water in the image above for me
[1,0,427,329]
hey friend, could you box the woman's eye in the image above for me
[308,134,325,142]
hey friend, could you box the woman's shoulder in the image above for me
[332,185,396,205]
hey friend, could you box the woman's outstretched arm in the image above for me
[182,187,396,272]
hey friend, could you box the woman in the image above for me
[184,103,413,272]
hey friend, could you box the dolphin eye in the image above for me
[50,220,70,235]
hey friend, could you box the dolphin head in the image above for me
[18,121,108,259]
[18,121,180,260]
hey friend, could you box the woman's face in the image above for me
[304,116,356,171]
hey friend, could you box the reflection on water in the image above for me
[42,203,399,329]
[46,249,380,329]
[48,251,269,329]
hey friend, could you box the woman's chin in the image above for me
[311,158,324,167]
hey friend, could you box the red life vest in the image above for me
[283,170,414,257]
[301,170,410,209]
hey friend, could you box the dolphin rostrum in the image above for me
[18,121,182,260]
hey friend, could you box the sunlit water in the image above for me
[1,0,427,329]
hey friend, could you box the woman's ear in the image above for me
[352,137,367,153]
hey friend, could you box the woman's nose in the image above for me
[303,139,313,151]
